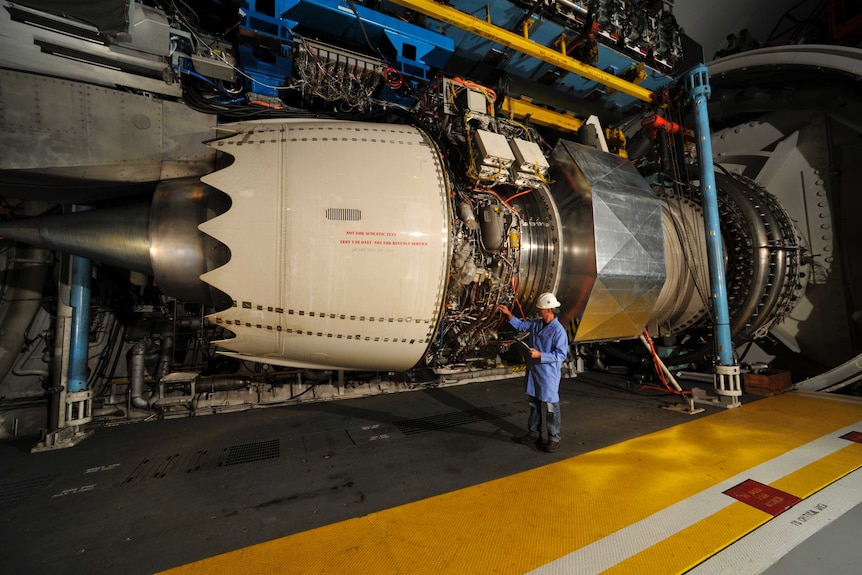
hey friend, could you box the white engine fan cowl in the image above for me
[199,120,451,371]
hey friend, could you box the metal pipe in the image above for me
[676,370,720,383]
[685,65,734,366]
[194,377,253,393]
[129,340,150,409]
[156,333,174,383]
[12,367,50,378]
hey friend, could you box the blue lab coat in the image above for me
[509,316,569,402]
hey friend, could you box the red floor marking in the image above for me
[840,431,862,444]
[724,479,802,516]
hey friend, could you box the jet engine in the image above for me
[0,117,806,374]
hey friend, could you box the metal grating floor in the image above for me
[0,474,59,510]
[393,407,511,435]
[220,439,280,467]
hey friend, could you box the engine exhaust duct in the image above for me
[0,203,152,273]
[0,178,231,306]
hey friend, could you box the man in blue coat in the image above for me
[497,292,569,452]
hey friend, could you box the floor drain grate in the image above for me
[220,439,280,467]
[393,407,511,435]
[0,474,60,510]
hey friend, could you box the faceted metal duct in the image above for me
[549,141,666,342]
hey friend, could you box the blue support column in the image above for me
[31,207,96,447]
[685,65,733,367]
[685,65,742,406]
[67,212,92,394]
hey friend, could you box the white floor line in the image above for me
[526,419,862,575]
[686,467,862,574]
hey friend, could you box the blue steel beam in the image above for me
[685,65,734,366]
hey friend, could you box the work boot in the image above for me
[544,440,560,453]
[513,433,540,446]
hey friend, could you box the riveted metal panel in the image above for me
[0,69,214,185]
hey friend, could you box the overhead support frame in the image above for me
[387,0,655,103]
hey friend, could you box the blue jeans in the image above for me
[527,395,561,442]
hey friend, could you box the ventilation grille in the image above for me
[326,208,361,221]
[0,474,60,510]
[393,407,511,435]
[220,439,280,467]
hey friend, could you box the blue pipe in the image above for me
[685,65,734,366]
[67,208,92,393]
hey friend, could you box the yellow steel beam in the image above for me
[389,0,655,103]
[605,62,647,96]
[502,96,583,134]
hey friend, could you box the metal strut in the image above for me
[685,65,741,407]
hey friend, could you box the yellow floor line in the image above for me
[773,442,862,497]
[606,503,770,575]
[605,444,862,575]
[160,393,862,575]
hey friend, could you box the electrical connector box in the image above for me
[509,138,549,173]
[477,164,510,182]
[474,130,515,167]
[511,171,544,188]
[190,50,235,82]
[458,89,489,115]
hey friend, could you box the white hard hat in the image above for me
[535,292,561,309]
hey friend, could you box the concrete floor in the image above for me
[1,373,711,574]
[10,373,857,574]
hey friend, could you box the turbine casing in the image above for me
[200,120,451,371]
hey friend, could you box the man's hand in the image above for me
[497,304,513,319]
[529,348,541,359]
